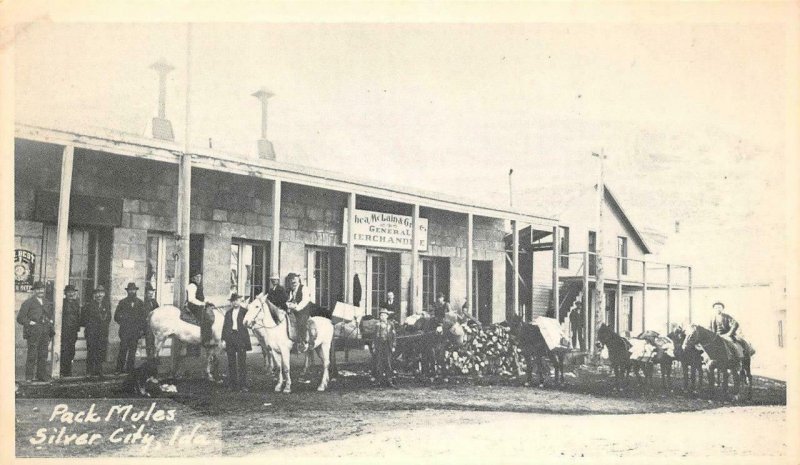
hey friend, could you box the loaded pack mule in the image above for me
[507,314,569,388]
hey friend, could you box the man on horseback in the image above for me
[286,273,312,350]
[710,302,740,342]
[186,271,213,347]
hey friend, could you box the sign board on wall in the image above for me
[14,249,36,291]
[342,208,428,251]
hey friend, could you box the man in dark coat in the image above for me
[222,293,252,391]
[83,285,112,379]
[60,284,82,376]
[143,284,160,370]
[286,273,311,346]
[380,291,400,323]
[266,275,288,310]
[17,281,54,382]
[186,271,213,349]
[431,292,451,326]
[115,282,147,373]
[569,301,585,351]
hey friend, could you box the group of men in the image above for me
[17,281,160,382]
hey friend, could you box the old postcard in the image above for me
[1,1,796,464]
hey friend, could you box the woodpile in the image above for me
[443,321,522,376]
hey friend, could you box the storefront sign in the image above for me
[342,208,428,251]
[14,249,36,291]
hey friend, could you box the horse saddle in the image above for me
[179,305,215,327]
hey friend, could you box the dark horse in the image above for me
[635,331,677,390]
[682,325,752,400]
[595,323,632,389]
[507,315,567,387]
[667,326,704,393]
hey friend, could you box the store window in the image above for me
[422,257,450,313]
[230,240,269,300]
[145,233,177,302]
[617,236,628,275]
[313,250,331,310]
[559,226,570,268]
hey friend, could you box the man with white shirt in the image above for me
[186,271,213,347]
[285,273,311,347]
[17,281,54,382]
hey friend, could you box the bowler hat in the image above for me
[125,282,139,291]
[64,284,77,293]
[93,285,106,293]
[269,274,280,280]
[31,281,45,291]
[145,283,155,292]
[229,292,243,302]
[379,308,394,316]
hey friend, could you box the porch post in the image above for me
[512,220,519,317]
[551,226,560,319]
[345,193,356,304]
[616,257,622,334]
[411,204,420,314]
[50,145,75,379]
[582,251,590,351]
[688,266,693,324]
[642,259,647,332]
[666,264,672,334]
[271,180,281,279]
[466,213,474,317]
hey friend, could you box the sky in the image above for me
[13,21,793,287]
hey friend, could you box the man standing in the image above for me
[286,273,311,345]
[380,291,399,322]
[83,285,112,379]
[266,274,288,310]
[570,301,585,351]
[143,284,160,370]
[222,293,251,391]
[187,271,212,348]
[374,307,396,387]
[60,284,82,377]
[431,292,451,326]
[17,281,54,382]
[114,282,147,373]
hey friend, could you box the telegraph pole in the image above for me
[591,151,606,353]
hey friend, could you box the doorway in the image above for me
[422,257,450,313]
[473,260,493,325]
[41,226,112,303]
[366,252,401,318]
[605,289,617,331]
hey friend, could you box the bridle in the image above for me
[247,298,285,331]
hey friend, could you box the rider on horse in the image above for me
[710,302,740,342]
[186,271,214,347]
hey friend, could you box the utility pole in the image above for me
[508,168,514,208]
[591,151,606,353]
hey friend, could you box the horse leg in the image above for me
[272,349,284,392]
[525,354,533,386]
[682,361,689,391]
[536,355,545,388]
[170,336,183,379]
[281,346,292,393]
[316,343,330,392]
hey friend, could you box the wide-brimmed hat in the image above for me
[379,308,394,316]
[269,274,280,281]
[31,281,45,291]
[64,284,77,293]
[125,282,139,291]
[145,283,155,292]
[93,285,106,293]
[229,292,243,302]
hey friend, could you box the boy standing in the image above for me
[374,308,396,387]
[222,293,251,391]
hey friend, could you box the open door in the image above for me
[473,260,492,325]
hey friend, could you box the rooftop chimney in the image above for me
[150,59,175,141]
[251,87,276,160]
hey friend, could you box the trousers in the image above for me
[25,332,51,381]
[60,327,79,376]
[117,335,140,373]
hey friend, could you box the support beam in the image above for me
[666,264,672,334]
[271,180,281,278]
[688,266,693,324]
[582,251,590,351]
[616,257,622,334]
[642,260,647,333]
[345,193,356,304]
[177,153,192,306]
[466,213,474,318]
[551,226,560,320]
[50,145,75,379]
[530,238,536,322]
[411,204,420,315]
[512,220,520,317]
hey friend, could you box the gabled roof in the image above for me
[603,185,652,254]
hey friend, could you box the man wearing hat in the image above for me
[82,285,112,379]
[17,281,54,382]
[266,274,288,311]
[710,302,740,341]
[187,271,213,348]
[373,307,397,387]
[114,283,147,373]
[143,284,160,370]
[222,293,252,391]
[60,284,82,377]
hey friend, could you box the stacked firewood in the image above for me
[443,321,523,376]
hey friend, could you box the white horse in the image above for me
[244,297,334,392]
[148,304,226,381]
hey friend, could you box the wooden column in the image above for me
[345,193,356,304]
[512,220,519,317]
[616,257,622,334]
[551,226,560,320]
[466,213,474,317]
[411,204,420,314]
[666,264,672,334]
[50,145,75,379]
[582,251,590,351]
[271,180,281,278]
[642,260,647,333]
[688,266,694,324]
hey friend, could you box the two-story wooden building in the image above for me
[506,184,693,351]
